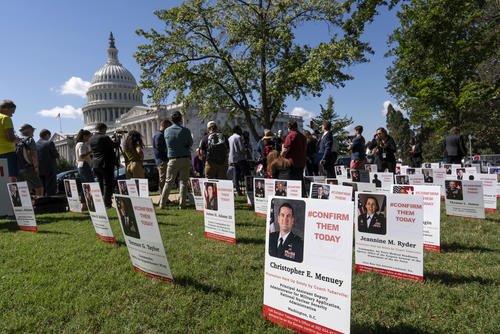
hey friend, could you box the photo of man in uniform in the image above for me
[116,197,140,239]
[275,181,287,197]
[204,182,218,211]
[191,179,201,196]
[268,201,304,263]
[9,183,22,207]
[83,184,95,212]
[372,174,382,188]
[396,175,409,185]
[446,180,463,200]
[255,179,265,198]
[335,166,342,176]
[358,195,386,235]
[456,168,465,180]
[423,169,434,183]
[118,180,128,195]
[312,184,329,199]
[64,180,72,198]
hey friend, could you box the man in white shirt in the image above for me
[228,126,249,196]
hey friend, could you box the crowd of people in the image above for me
[0,97,472,208]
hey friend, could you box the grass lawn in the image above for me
[0,197,498,333]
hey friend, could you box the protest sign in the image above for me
[392,185,441,251]
[190,178,206,212]
[476,174,497,213]
[365,164,378,173]
[203,180,236,244]
[310,182,353,203]
[444,180,485,219]
[395,175,410,185]
[442,163,461,175]
[342,181,376,202]
[132,178,149,198]
[82,182,115,243]
[431,168,447,198]
[245,175,254,207]
[0,159,13,217]
[355,193,424,281]
[423,163,440,169]
[64,179,82,213]
[263,197,353,334]
[254,178,302,216]
[117,179,139,197]
[325,178,339,185]
[369,172,393,191]
[408,173,424,185]
[115,195,173,282]
[7,182,37,232]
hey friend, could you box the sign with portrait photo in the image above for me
[254,178,302,216]
[0,158,14,217]
[392,185,441,251]
[132,178,149,198]
[310,182,353,203]
[408,173,424,185]
[476,174,497,213]
[263,197,354,334]
[203,180,236,244]
[82,182,115,243]
[445,180,485,219]
[117,179,139,197]
[7,182,37,232]
[355,193,424,281]
[245,175,254,207]
[369,172,393,191]
[190,177,206,212]
[64,179,82,213]
[114,195,173,282]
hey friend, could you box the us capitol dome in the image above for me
[82,32,145,130]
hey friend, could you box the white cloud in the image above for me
[344,124,354,132]
[382,100,408,117]
[381,100,392,116]
[59,76,90,98]
[291,106,314,121]
[38,105,82,119]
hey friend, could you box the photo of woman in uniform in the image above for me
[357,194,387,235]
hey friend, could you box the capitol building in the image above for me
[53,33,302,165]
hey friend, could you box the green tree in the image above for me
[385,103,412,163]
[386,0,499,157]
[311,96,353,154]
[135,0,394,140]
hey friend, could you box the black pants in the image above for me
[233,160,250,195]
[376,159,396,173]
[93,166,114,207]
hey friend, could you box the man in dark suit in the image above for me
[83,184,95,212]
[444,127,466,164]
[315,185,329,199]
[90,123,117,208]
[117,197,140,239]
[372,174,382,188]
[255,180,265,198]
[423,170,434,183]
[269,203,303,262]
[36,129,60,196]
[317,121,337,178]
[446,181,463,200]
[9,183,22,207]
[358,196,386,235]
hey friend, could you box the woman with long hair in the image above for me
[123,130,145,178]
[75,129,94,182]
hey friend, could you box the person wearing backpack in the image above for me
[17,124,43,197]
[317,120,338,178]
[199,121,228,179]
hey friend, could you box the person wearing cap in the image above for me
[256,129,276,175]
[36,129,60,196]
[89,123,117,208]
[0,99,19,182]
[198,121,228,179]
[159,111,193,209]
[17,124,44,197]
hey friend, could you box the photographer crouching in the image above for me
[367,127,397,173]
[90,123,120,209]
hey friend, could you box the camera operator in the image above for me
[90,123,119,208]
[347,125,366,171]
[367,127,396,173]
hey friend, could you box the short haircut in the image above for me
[171,111,182,124]
[288,119,298,130]
[376,127,387,136]
[450,127,460,135]
[39,129,51,138]
[0,99,16,110]
[354,125,363,133]
[322,120,331,130]
[278,202,294,217]
[232,125,242,134]
[95,123,107,131]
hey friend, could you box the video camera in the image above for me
[111,129,128,143]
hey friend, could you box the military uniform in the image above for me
[358,213,386,235]
[269,231,304,262]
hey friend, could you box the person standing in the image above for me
[368,127,397,173]
[153,120,171,191]
[75,129,94,183]
[444,127,466,164]
[281,120,307,181]
[199,121,228,179]
[410,133,423,168]
[317,121,337,178]
[304,130,318,176]
[17,124,43,197]
[90,123,116,208]
[159,111,193,209]
[36,129,60,196]
[0,100,19,182]
[228,125,249,195]
[348,125,366,171]
[123,130,145,179]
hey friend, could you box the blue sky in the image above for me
[0,0,400,138]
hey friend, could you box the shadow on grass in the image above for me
[352,323,430,334]
[0,220,19,232]
[425,272,494,286]
[37,230,71,235]
[37,215,90,224]
[237,237,265,245]
[441,242,494,253]
[485,217,500,223]
[174,275,232,297]
[114,240,126,247]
